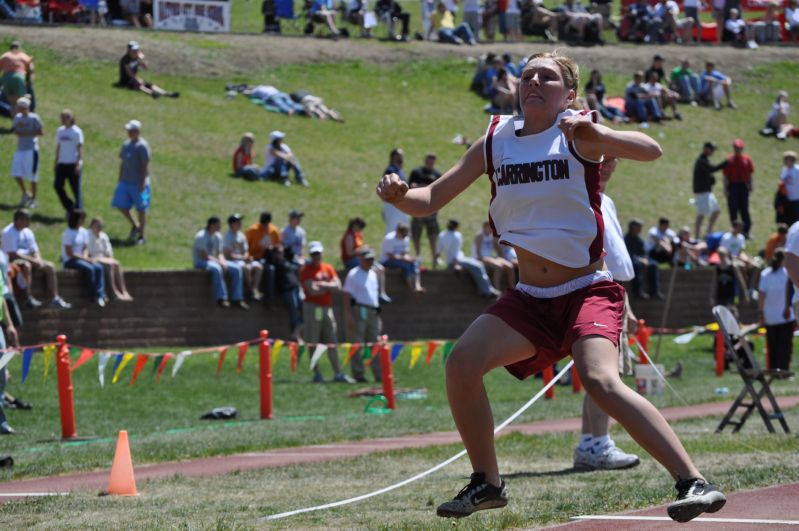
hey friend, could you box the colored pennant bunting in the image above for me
[364,343,382,367]
[271,339,284,367]
[390,343,404,363]
[216,347,228,375]
[155,353,173,383]
[0,350,16,371]
[236,342,249,373]
[343,343,360,366]
[71,348,95,372]
[98,352,112,387]
[42,344,56,382]
[442,341,455,362]
[21,347,34,382]
[111,352,124,375]
[112,353,135,384]
[409,345,423,369]
[172,350,192,377]
[129,354,149,386]
[289,343,298,373]
[425,341,439,365]
[309,344,327,370]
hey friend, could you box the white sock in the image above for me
[591,435,611,451]
[578,434,593,451]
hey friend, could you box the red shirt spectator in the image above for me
[340,217,366,266]
[232,146,252,172]
[300,261,338,306]
[723,152,754,184]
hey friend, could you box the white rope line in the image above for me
[260,361,575,521]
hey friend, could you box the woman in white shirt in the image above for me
[62,210,107,307]
[88,217,133,301]
[758,249,794,370]
[473,221,515,290]
[762,90,794,140]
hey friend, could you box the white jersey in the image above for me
[484,109,604,268]
[601,193,634,281]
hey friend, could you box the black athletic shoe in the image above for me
[436,472,508,518]
[667,478,726,523]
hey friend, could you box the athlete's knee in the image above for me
[445,344,485,384]
[580,370,622,399]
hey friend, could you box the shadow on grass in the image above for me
[109,237,138,248]
[503,467,593,479]
[31,213,67,226]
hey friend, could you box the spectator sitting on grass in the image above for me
[473,221,515,291]
[1,209,71,309]
[87,217,133,301]
[262,131,309,187]
[585,69,626,124]
[437,219,499,298]
[788,0,799,39]
[376,0,411,41]
[751,1,782,44]
[670,59,701,104]
[118,41,179,99]
[699,61,736,110]
[491,68,519,115]
[61,209,107,308]
[646,217,678,265]
[0,41,33,116]
[430,2,477,44]
[308,0,341,38]
[760,91,794,141]
[193,216,248,309]
[624,71,662,128]
[54,109,84,214]
[232,132,261,181]
[223,214,263,301]
[112,119,150,245]
[381,222,424,294]
[120,0,153,28]
[725,8,758,49]
[657,0,695,43]
[281,209,307,264]
[643,69,681,121]
[559,0,604,44]
[11,96,42,209]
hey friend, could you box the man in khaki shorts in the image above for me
[300,241,351,383]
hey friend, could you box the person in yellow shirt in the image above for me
[430,2,477,45]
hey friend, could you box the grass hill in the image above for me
[0,26,797,269]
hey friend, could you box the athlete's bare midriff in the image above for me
[514,245,606,287]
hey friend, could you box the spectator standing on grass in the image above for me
[409,154,442,264]
[11,97,42,209]
[118,41,179,99]
[723,138,754,238]
[758,249,794,371]
[222,214,263,301]
[1,209,70,309]
[262,131,309,187]
[437,219,499,298]
[343,248,383,383]
[699,62,736,110]
[625,218,661,300]
[780,151,799,226]
[112,119,150,245]
[281,210,307,264]
[87,217,133,302]
[383,149,410,235]
[53,109,84,214]
[693,141,726,238]
[300,241,352,383]
[232,132,260,181]
[61,209,107,308]
[193,216,247,309]
[381,223,424,294]
[0,41,33,116]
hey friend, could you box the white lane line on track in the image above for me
[572,515,799,525]
[0,493,69,497]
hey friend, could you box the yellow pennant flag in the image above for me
[42,344,56,382]
[112,352,136,384]
[272,339,284,366]
[409,345,423,369]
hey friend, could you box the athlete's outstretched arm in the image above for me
[560,116,663,162]
[376,138,486,217]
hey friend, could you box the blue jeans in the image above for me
[453,257,493,295]
[625,97,662,122]
[674,74,700,101]
[262,157,304,183]
[64,258,106,301]
[598,103,625,122]
[282,288,303,331]
[265,93,304,114]
[382,258,420,278]
[196,260,243,302]
[439,23,476,45]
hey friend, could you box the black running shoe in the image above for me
[436,472,508,518]
[667,478,726,523]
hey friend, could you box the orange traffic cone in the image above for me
[107,430,139,496]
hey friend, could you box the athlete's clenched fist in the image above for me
[376,173,409,204]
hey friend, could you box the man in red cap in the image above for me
[723,138,754,238]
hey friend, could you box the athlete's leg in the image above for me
[445,314,535,487]
[573,336,701,481]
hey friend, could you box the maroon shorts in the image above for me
[484,280,625,380]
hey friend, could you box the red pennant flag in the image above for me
[236,342,248,374]
[155,353,173,383]
[71,348,95,372]
[345,343,361,365]
[425,341,439,365]
[364,343,382,367]
[129,354,149,386]
[289,343,298,373]
[216,347,228,375]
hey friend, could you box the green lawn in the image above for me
[0,333,795,482]
[2,32,797,271]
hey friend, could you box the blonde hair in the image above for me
[61,109,75,125]
[524,51,581,109]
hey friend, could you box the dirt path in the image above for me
[2,25,797,77]
[0,395,796,501]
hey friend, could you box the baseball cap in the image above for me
[270,131,286,141]
[360,248,375,260]
[16,97,29,109]
[288,209,304,219]
[227,213,243,224]
[653,54,664,61]
[309,241,324,255]
[703,141,717,150]
[124,119,141,131]
[733,138,744,149]
[785,150,798,160]
[128,40,140,51]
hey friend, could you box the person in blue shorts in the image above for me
[112,119,150,245]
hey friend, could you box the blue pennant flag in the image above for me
[20,348,35,383]
[390,343,404,363]
[111,353,124,374]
